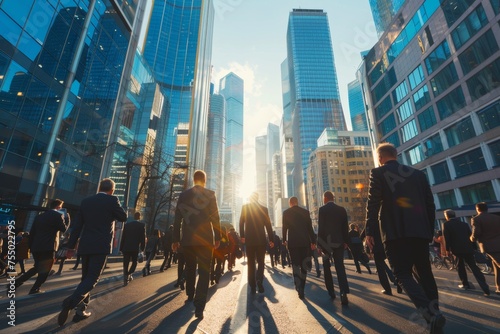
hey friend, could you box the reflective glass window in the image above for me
[441,0,476,27]
[9,131,32,157]
[375,95,392,121]
[492,0,500,15]
[0,10,22,46]
[1,0,34,27]
[384,131,400,148]
[489,139,500,166]
[467,57,500,101]
[378,113,396,136]
[430,62,458,97]
[401,119,419,143]
[2,152,27,176]
[477,101,500,132]
[418,106,437,132]
[437,190,458,209]
[431,161,451,184]
[452,148,487,178]
[437,86,466,119]
[405,144,425,165]
[425,40,451,75]
[408,65,425,90]
[392,81,409,103]
[459,29,499,75]
[445,117,475,148]
[397,99,414,123]
[451,5,488,50]
[413,85,431,111]
[460,181,496,205]
[423,133,443,158]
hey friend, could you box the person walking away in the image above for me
[317,191,350,305]
[227,228,239,270]
[121,212,146,286]
[239,192,274,294]
[58,178,127,326]
[54,232,71,275]
[442,209,490,295]
[142,229,160,276]
[172,170,221,320]
[211,226,229,284]
[15,199,70,294]
[348,224,372,274]
[282,196,316,299]
[471,202,500,295]
[15,231,30,275]
[160,225,174,272]
[365,143,445,333]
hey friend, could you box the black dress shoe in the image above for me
[72,311,92,323]
[381,289,392,296]
[340,292,348,305]
[58,306,71,327]
[186,295,194,302]
[29,289,45,295]
[328,291,336,300]
[257,281,264,293]
[397,285,403,294]
[250,287,256,294]
[195,311,204,319]
[429,314,446,334]
[316,270,321,278]
[142,268,147,277]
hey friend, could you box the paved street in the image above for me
[1,255,499,333]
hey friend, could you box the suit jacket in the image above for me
[29,210,69,252]
[69,192,127,255]
[120,220,146,253]
[471,212,500,253]
[443,218,474,255]
[173,185,221,247]
[239,202,273,247]
[282,206,315,248]
[317,201,349,252]
[365,160,435,244]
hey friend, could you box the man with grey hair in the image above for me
[443,209,490,295]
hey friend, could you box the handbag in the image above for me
[473,250,488,264]
[138,251,145,263]
[56,248,67,259]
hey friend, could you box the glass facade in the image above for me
[0,0,131,211]
[205,92,225,202]
[287,9,346,205]
[348,79,368,131]
[369,0,407,36]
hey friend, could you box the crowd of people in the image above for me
[3,143,500,333]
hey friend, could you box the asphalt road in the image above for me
[1,255,499,333]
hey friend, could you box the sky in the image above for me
[210,1,379,197]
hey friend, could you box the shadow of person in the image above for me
[246,293,279,334]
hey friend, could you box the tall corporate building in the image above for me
[266,123,280,225]
[143,0,214,182]
[369,0,407,36]
[0,0,138,226]
[255,135,268,206]
[348,79,368,131]
[359,0,500,219]
[220,72,244,225]
[285,9,347,206]
[280,59,294,198]
[205,89,226,202]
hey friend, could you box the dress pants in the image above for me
[322,245,349,294]
[486,252,500,291]
[183,245,212,312]
[16,251,54,291]
[455,252,489,293]
[123,251,138,275]
[374,251,394,292]
[246,244,266,289]
[288,247,310,294]
[63,254,107,311]
[385,238,440,317]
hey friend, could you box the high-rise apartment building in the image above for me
[205,92,226,202]
[359,0,500,219]
[143,0,214,179]
[0,1,139,227]
[220,72,244,225]
[348,79,368,131]
[285,9,347,206]
[369,0,407,36]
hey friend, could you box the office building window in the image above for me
[477,101,500,131]
[379,114,396,136]
[425,40,451,75]
[437,190,458,209]
[405,144,425,165]
[452,148,487,177]
[451,5,488,50]
[445,117,475,147]
[423,133,443,158]
[492,0,500,15]
[467,57,500,101]
[460,181,496,205]
[409,65,425,90]
[430,62,458,97]
[384,131,401,148]
[437,86,466,119]
[459,29,499,75]
[413,84,431,111]
[401,119,419,143]
[375,95,393,121]
[392,81,409,103]
[441,0,476,27]
[431,161,451,184]
[397,99,414,123]
[489,139,500,166]
[418,106,437,132]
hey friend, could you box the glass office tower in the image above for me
[360,0,500,219]
[348,79,368,131]
[143,0,214,180]
[205,91,225,202]
[286,9,346,206]
[0,1,133,222]
[369,0,407,36]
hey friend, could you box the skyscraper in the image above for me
[369,0,407,36]
[280,58,294,198]
[348,79,368,131]
[285,9,346,206]
[266,123,280,225]
[220,72,244,224]
[255,135,268,205]
[143,0,214,178]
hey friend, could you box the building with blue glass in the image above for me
[285,9,347,206]
[280,58,294,198]
[348,78,368,131]
[369,0,407,36]
[0,0,137,227]
[359,0,500,219]
[205,90,225,202]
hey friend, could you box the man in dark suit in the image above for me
[15,199,69,294]
[471,202,500,295]
[239,192,274,294]
[120,211,146,286]
[172,170,221,320]
[282,196,316,299]
[317,190,350,305]
[365,143,445,333]
[442,209,489,295]
[58,178,127,326]
[160,225,174,272]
